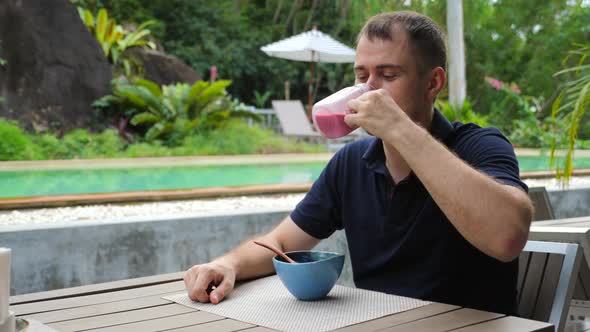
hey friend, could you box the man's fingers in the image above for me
[184,266,198,287]
[184,267,198,299]
[344,113,360,127]
[347,99,361,113]
[191,270,215,303]
[210,277,234,304]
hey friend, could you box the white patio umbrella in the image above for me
[261,27,356,118]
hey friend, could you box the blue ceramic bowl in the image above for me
[273,250,345,301]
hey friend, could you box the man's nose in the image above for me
[367,76,381,89]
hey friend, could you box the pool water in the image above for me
[518,156,590,171]
[1,156,589,198]
[0,163,326,198]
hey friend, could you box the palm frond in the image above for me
[550,44,590,185]
[135,79,163,98]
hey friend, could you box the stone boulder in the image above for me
[0,0,112,132]
[127,48,200,86]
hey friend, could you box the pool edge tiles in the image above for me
[0,183,314,210]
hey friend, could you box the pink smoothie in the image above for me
[313,112,354,138]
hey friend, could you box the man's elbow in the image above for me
[494,230,528,262]
[493,199,533,263]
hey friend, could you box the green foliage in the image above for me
[0,121,39,161]
[61,129,93,158]
[124,141,170,157]
[77,7,156,76]
[509,116,567,149]
[92,1,354,106]
[484,86,541,136]
[31,129,125,160]
[253,90,272,108]
[550,42,590,184]
[26,0,590,162]
[436,99,489,127]
[34,134,69,159]
[456,0,590,118]
[84,0,589,135]
[0,121,324,160]
[175,121,325,155]
[95,79,261,143]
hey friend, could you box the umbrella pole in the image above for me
[308,51,315,120]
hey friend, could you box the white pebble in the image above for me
[0,194,305,226]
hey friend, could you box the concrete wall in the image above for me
[2,186,588,295]
[549,188,590,219]
[1,209,353,295]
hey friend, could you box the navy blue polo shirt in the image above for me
[290,109,527,315]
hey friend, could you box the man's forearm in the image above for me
[213,217,320,280]
[213,234,280,280]
[384,121,532,262]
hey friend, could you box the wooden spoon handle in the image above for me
[253,240,296,264]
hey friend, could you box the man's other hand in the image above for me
[184,262,236,304]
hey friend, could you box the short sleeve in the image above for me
[290,152,344,239]
[454,126,528,192]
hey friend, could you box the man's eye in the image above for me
[356,76,368,81]
[383,74,398,80]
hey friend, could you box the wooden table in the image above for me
[9,272,553,332]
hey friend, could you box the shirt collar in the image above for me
[430,108,455,143]
[362,108,454,168]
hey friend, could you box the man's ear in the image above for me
[427,67,446,102]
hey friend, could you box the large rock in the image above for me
[127,48,200,86]
[0,0,111,131]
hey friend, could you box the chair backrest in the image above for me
[271,100,318,137]
[518,240,582,332]
[529,187,555,221]
[572,253,590,301]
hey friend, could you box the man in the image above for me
[184,11,533,315]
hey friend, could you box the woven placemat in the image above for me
[164,275,429,332]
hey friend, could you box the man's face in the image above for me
[354,32,431,124]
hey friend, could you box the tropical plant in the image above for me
[77,7,156,76]
[436,99,489,127]
[253,90,272,108]
[550,42,590,184]
[481,78,541,136]
[94,79,261,143]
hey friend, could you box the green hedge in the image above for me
[0,121,38,160]
[0,120,325,161]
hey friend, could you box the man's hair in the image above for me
[357,11,446,74]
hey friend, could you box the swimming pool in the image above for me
[2,156,590,198]
[0,163,325,198]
